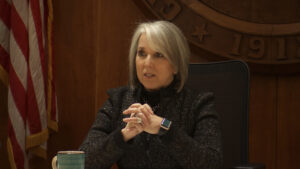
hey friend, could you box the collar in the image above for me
[134,80,178,102]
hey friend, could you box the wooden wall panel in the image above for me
[45,0,99,168]
[0,83,9,168]
[95,0,146,110]
[277,75,300,169]
[46,1,146,169]
[249,73,277,169]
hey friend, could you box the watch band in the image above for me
[158,118,172,136]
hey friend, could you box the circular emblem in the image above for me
[133,0,300,73]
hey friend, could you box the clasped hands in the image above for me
[121,103,163,142]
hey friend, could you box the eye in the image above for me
[154,52,163,58]
[137,50,146,57]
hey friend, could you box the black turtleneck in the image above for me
[80,81,223,169]
[139,80,177,114]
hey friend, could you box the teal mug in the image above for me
[52,151,85,169]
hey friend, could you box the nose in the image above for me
[144,54,153,66]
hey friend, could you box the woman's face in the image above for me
[136,33,176,91]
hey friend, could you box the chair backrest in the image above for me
[186,60,249,169]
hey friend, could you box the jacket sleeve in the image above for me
[160,92,223,169]
[79,98,130,169]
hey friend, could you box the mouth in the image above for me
[144,73,155,78]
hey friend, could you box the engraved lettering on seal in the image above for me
[248,37,265,59]
[231,34,242,56]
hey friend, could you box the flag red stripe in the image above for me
[10,4,29,62]
[3,0,58,166]
[27,0,46,134]
[8,118,25,169]
[43,0,49,107]
[0,0,11,28]
[30,0,47,86]
[9,66,27,122]
[43,0,48,37]
[27,72,42,134]
[0,45,9,72]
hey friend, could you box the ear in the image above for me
[172,66,178,75]
[171,64,178,75]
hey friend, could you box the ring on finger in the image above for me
[134,112,142,117]
[136,117,142,123]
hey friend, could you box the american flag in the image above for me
[0,0,58,168]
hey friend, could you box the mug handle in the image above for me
[51,155,57,169]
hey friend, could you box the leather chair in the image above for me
[186,60,265,169]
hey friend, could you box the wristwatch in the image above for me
[158,118,172,136]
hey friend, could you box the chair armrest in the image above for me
[230,163,265,169]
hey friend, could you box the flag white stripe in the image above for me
[4,1,58,167]
[8,88,26,153]
[0,20,10,52]
[11,0,28,28]
[28,6,47,129]
[8,91,30,169]
[10,34,28,89]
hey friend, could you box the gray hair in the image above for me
[128,20,190,92]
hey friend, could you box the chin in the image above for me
[143,85,160,91]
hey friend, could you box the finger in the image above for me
[124,119,144,133]
[122,103,142,115]
[126,124,143,134]
[129,120,144,131]
[123,117,143,124]
[139,105,153,124]
[144,104,154,115]
[135,123,144,132]
[143,106,152,119]
[125,121,133,128]
[137,107,151,124]
[124,113,135,126]
[123,107,140,115]
[134,112,150,126]
[129,103,142,108]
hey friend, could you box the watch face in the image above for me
[134,0,300,74]
[161,118,172,130]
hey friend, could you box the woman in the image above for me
[79,20,222,169]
